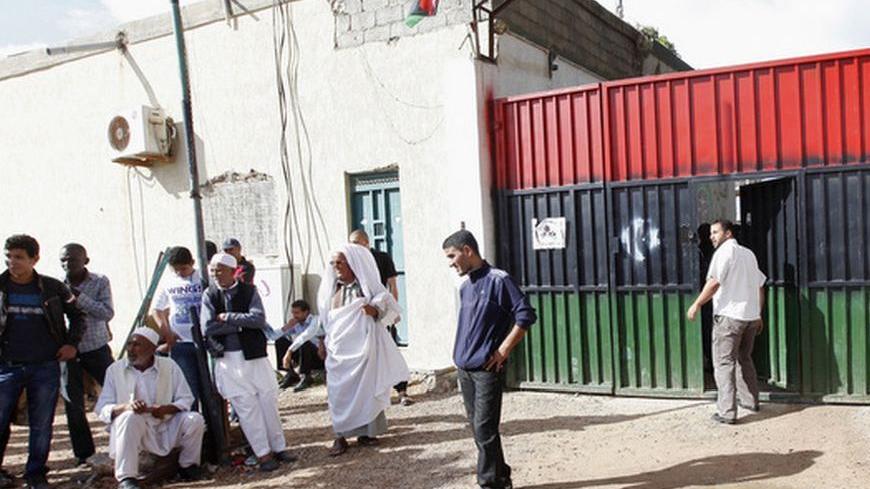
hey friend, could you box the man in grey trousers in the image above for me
[687,219,766,424]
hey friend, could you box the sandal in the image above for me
[328,437,348,457]
[357,436,379,446]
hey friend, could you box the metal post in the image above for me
[170,0,209,280]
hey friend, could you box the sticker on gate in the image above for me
[532,217,567,250]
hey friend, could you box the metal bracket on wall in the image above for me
[472,0,519,62]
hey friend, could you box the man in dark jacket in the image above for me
[200,252,294,472]
[0,234,86,489]
[443,230,536,489]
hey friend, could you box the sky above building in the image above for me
[1,0,870,69]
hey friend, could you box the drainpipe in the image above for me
[170,0,209,280]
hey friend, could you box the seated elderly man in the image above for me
[95,328,205,489]
[201,252,295,472]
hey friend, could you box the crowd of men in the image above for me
[0,219,765,489]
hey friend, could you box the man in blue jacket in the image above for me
[443,230,536,489]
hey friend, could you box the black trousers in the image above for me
[294,342,324,375]
[64,345,114,460]
[458,368,512,489]
[388,325,408,393]
[274,337,292,371]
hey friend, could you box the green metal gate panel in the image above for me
[610,181,705,396]
[802,168,870,401]
[497,185,613,392]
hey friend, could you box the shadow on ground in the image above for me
[524,450,823,489]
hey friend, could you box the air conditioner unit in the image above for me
[108,106,174,165]
[256,262,304,328]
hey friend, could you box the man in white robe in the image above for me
[95,328,205,489]
[318,244,409,456]
[201,253,295,471]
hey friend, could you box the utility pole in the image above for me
[170,0,208,279]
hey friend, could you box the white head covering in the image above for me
[132,327,160,346]
[317,243,399,320]
[210,252,238,269]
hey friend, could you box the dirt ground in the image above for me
[5,385,869,488]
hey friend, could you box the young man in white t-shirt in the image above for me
[152,246,205,410]
[687,220,766,424]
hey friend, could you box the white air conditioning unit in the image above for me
[107,106,174,165]
[256,263,304,329]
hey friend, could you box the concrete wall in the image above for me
[492,0,691,79]
[0,0,485,371]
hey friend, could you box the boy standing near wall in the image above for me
[152,247,206,410]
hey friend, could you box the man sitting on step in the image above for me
[95,328,205,489]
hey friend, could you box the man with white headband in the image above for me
[95,327,205,489]
[201,252,295,472]
[318,243,409,457]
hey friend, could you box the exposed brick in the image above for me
[446,6,472,25]
[376,5,404,25]
[364,24,391,43]
[389,20,418,38]
[344,0,363,14]
[335,13,352,32]
[416,12,448,33]
[336,30,364,48]
[363,0,388,10]
[351,10,376,30]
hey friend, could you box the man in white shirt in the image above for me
[95,327,205,489]
[687,220,767,424]
[151,246,205,411]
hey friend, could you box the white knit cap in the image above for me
[132,327,160,346]
[210,252,238,269]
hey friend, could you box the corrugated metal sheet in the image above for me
[802,168,870,400]
[610,182,703,394]
[494,87,605,190]
[497,186,613,391]
[494,48,870,189]
[605,50,870,181]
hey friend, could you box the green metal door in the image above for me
[739,178,801,392]
[802,168,870,402]
[609,181,705,396]
[497,185,614,393]
[350,171,408,345]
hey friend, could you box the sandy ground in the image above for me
[4,385,869,488]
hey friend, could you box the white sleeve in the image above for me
[95,364,119,424]
[170,362,195,412]
[707,248,730,283]
[153,285,170,312]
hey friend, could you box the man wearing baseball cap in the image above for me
[221,238,255,285]
[95,327,205,489]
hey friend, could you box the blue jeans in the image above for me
[170,342,200,411]
[0,360,60,479]
[64,345,114,460]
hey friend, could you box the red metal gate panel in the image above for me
[494,86,605,190]
[493,48,870,189]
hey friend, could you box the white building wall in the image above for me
[0,0,484,371]
[0,1,616,373]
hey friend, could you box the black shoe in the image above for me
[118,478,140,489]
[76,457,89,467]
[274,450,298,463]
[259,459,280,472]
[178,464,202,481]
[0,469,13,489]
[711,413,736,425]
[357,436,379,446]
[25,475,50,489]
[279,372,301,390]
[292,375,311,392]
